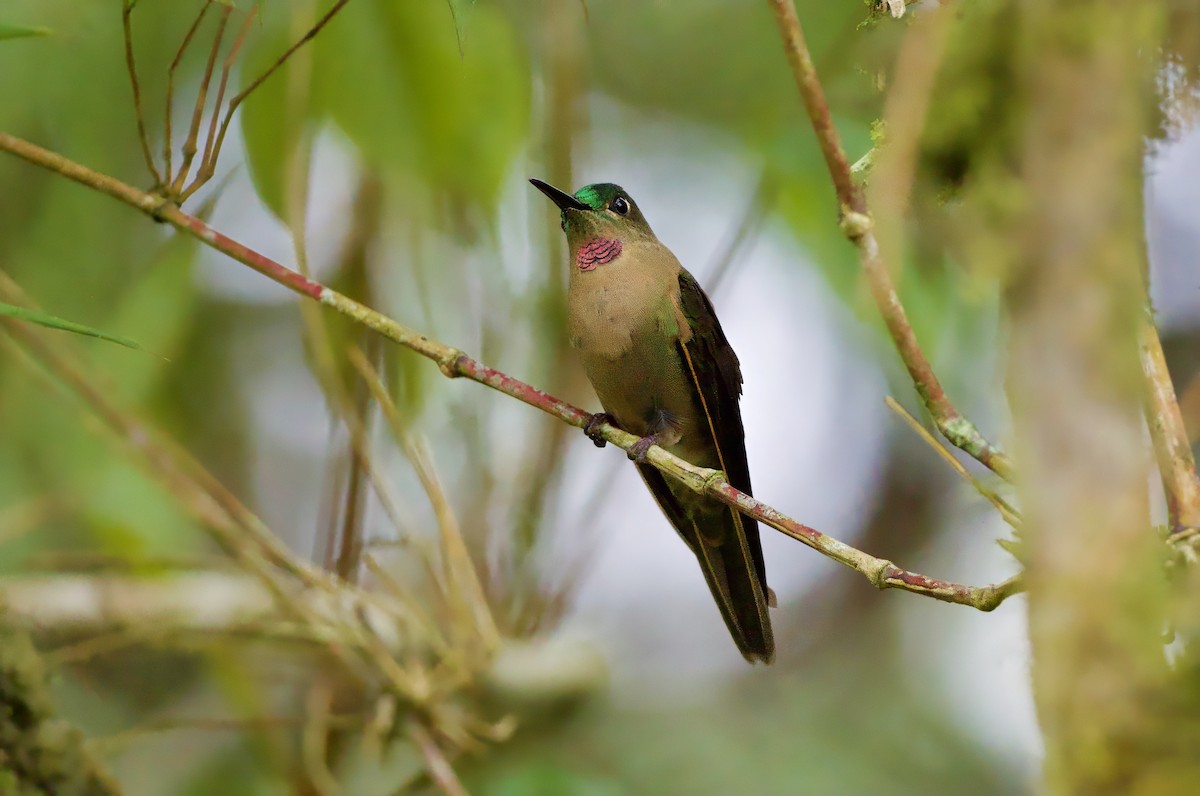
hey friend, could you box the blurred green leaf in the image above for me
[0,22,51,40]
[447,0,476,55]
[240,0,529,221]
[0,301,154,355]
[90,233,199,402]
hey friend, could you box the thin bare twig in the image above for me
[207,0,352,191]
[410,721,471,796]
[348,348,500,651]
[0,130,1022,611]
[164,1,214,187]
[886,396,1021,528]
[1138,307,1200,531]
[301,680,345,796]
[0,272,406,691]
[0,274,316,594]
[767,0,1015,482]
[170,2,231,196]
[122,0,163,187]
[183,5,260,202]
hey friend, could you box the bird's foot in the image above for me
[627,433,664,463]
[584,412,616,448]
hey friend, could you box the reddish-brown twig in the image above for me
[767,0,1014,481]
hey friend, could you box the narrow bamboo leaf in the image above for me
[0,23,52,41]
[446,0,475,56]
[0,302,157,356]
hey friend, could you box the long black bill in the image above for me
[529,178,590,212]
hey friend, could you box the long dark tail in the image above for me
[637,464,775,663]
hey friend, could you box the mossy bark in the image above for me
[0,610,119,796]
[994,2,1200,793]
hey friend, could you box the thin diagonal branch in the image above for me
[1138,306,1200,531]
[886,396,1021,528]
[0,273,322,596]
[0,130,1021,612]
[767,0,1015,482]
[409,721,470,796]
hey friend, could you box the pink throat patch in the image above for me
[576,238,623,271]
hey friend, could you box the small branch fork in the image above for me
[0,130,1021,612]
[120,0,350,204]
[767,0,1014,482]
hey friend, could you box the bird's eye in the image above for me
[611,196,629,216]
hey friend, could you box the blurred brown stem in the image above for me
[409,721,471,796]
[0,274,323,597]
[0,130,1021,611]
[768,0,1015,482]
[1138,308,1200,531]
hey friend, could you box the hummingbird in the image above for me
[530,178,774,664]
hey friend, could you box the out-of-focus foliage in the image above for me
[0,301,151,354]
[0,0,1058,792]
[0,22,50,41]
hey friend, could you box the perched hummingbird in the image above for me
[531,178,774,664]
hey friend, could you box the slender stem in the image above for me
[0,130,1021,611]
[767,0,1014,482]
[170,3,230,196]
[121,0,162,187]
[183,6,260,203]
[1138,307,1200,530]
[410,722,470,796]
[164,1,213,188]
[207,0,352,194]
[348,348,501,651]
[886,396,1021,528]
[0,273,323,595]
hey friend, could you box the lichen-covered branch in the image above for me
[767,0,1014,482]
[0,612,122,795]
[0,130,1020,612]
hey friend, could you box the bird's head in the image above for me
[530,179,656,265]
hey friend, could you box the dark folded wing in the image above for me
[674,270,767,593]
